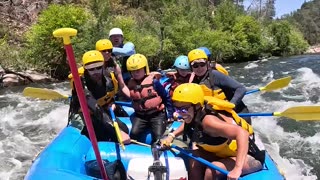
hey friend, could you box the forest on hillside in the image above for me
[283,0,320,45]
[0,0,315,79]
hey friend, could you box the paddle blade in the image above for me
[261,76,291,92]
[275,106,320,121]
[23,87,68,100]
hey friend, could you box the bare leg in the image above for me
[189,148,219,180]
[204,155,262,179]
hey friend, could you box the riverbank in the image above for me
[0,65,56,88]
[306,45,320,54]
[1,45,319,88]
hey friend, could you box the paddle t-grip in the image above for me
[53,28,77,45]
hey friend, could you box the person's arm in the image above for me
[154,79,174,119]
[160,121,185,148]
[202,114,249,179]
[115,64,130,98]
[112,42,135,56]
[211,70,246,106]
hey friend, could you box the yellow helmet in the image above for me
[126,54,150,74]
[172,83,204,106]
[188,49,208,63]
[82,50,104,69]
[96,39,113,51]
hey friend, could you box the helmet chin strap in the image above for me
[191,104,203,122]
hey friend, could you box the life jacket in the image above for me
[95,72,118,107]
[214,64,229,76]
[128,74,164,113]
[68,67,85,90]
[204,96,253,134]
[68,68,118,108]
[185,96,257,159]
[166,72,195,97]
[196,71,227,100]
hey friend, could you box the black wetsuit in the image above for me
[193,70,252,124]
[69,70,128,141]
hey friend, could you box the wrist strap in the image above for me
[168,133,175,139]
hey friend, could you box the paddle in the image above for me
[53,28,109,180]
[23,76,291,101]
[245,76,291,95]
[23,87,69,100]
[170,144,230,176]
[109,107,125,150]
[22,87,133,107]
[238,106,320,121]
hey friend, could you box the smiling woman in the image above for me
[162,83,264,180]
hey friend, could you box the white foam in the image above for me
[0,158,22,180]
[244,62,259,69]
[0,87,69,180]
[245,92,318,179]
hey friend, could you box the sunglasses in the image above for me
[174,106,191,114]
[192,62,207,68]
[87,66,102,72]
[101,49,112,53]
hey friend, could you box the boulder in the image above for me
[1,70,55,87]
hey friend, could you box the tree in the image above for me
[232,15,263,61]
[288,0,320,45]
[213,0,244,31]
[25,4,93,79]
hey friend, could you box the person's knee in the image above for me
[205,162,225,179]
[129,128,138,137]
[204,168,214,180]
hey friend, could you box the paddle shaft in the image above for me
[245,89,260,95]
[238,112,273,117]
[114,101,132,107]
[109,107,125,150]
[62,38,109,179]
[171,144,229,176]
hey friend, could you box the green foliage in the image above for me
[204,30,235,62]
[213,0,243,31]
[268,20,309,56]
[0,36,27,71]
[18,0,311,77]
[25,4,93,79]
[288,29,309,55]
[90,0,111,37]
[288,0,320,45]
[232,15,263,61]
[259,28,277,57]
[268,20,291,55]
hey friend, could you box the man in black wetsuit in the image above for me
[188,49,252,124]
[68,50,131,142]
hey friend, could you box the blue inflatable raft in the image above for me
[25,113,285,180]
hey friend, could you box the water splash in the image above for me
[0,90,68,180]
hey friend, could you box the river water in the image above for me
[0,54,319,180]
